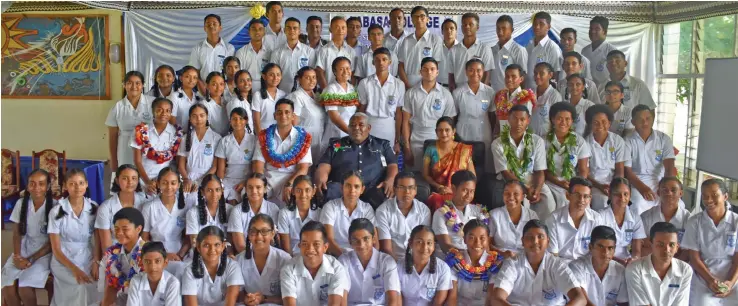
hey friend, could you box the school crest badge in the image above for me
[388,95,396,105]
[542,288,558,300]
[625,229,634,243]
[300,56,309,68]
[727,233,736,248]
[609,146,616,160]
[204,144,214,156]
[500,55,509,67]
[596,62,605,72]
[426,287,436,299]
[432,99,442,111]
[270,280,280,294]
[481,99,490,111]
[654,150,663,162]
[422,47,432,57]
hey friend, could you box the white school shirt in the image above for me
[172,89,202,128]
[438,40,458,85]
[557,55,593,85]
[199,99,229,136]
[495,87,534,132]
[1,198,54,288]
[252,89,287,131]
[214,131,256,181]
[319,198,376,251]
[189,38,235,77]
[531,85,564,137]
[126,271,181,306]
[355,48,399,78]
[564,98,597,135]
[95,193,148,242]
[397,257,453,305]
[587,132,627,185]
[316,41,357,85]
[235,40,273,93]
[339,249,402,305]
[525,36,563,88]
[270,42,316,92]
[185,205,228,235]
[322,82,358,141]
[610,104,634,136]
[358,74,406,119]
[398,30,445,86]
[280,254,350,305]
[225,97,254,132]
[545,206,603,260]
[625,255,692,306]
[264,26,287,49]
[491,131,548,183]
[681,211,738,282]
[544,132,591,181]
[288,88,326,160]
[568,255,629,306]
[625,130,675,186]
[47,197,97,269]
[141,195,195,254]
[490,39,528,91]
[450,250,496,306]
[558,77,601,104]
[599,207,647,259]
[277,206,322,255]
[375,198,431,261]
[237,246,292,303]
[177,127,222,182]
[598,75,656,109]
[105,95,155,166]
[640,205,692,243]
[582,41,618,87]
[488,206,539,253]
[383,31,408,53]
[252,126,313,204]
[226,200,280,234]
[431,204,487,251]
[130,123,179,180]
[403,82,457,144]
[493,252,580,306]
[146,86,177,100]
[450,39,495,85]
[348,41,368,59]
[181,258,244,306]
[453,83,496,143]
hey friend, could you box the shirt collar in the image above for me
[298,254,335,278]
[583,254,621,278]
[524,251,551,274]
[411,29,432,42]
[500,39,516,50]
[417,82,443,94]
[646,255,684,278]
[562,207,595,225]
[328,40,350,51]
[350,249,379,271]
[534,35,551,47]
[204,37,227,49]
[371,74,396,86]
[272,125,297,141]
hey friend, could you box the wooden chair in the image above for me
[1,149,21,227]
[32,149,66,199]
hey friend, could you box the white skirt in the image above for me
[50,258,100,306]
[367,116,397,144]
[1,253,51,288]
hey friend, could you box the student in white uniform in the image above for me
[582,16,618,88]
[488,180,539,259]
[47,169,100,306]
[288,67,326,161]
[280,221,350,305]
[215,107,256,203]
[147,64,178,101]
[315,16,356,90]
[562,74,596,135]
[264,1,286,48]
[182,226,244,306]
[625,222,693,306]
[189,14,235,92]
[384,8,408,53]
[320,171,376,257]
[584,105,627,209]
[225,71,255,130]
[401,57,457,171]
[598,50,656,109]
[453,58,496,171]
[106,71,154,171]
[545,177,603,261]
[544,102,591,206]
[321,57,359,143]
[489,219,586,305]
[490,104,555,219]
[599,178,646,265]
[376,171,431,262]
[490,64,535,138]
[339,218,402,305]
[141,167,195,277]
[222,57,240,103]
[530,62,563,137]
[270,17,316,93]
[558,30,593,84]
[355,25,399,82]
[126,242,181,306]
[178,104,222,192]
[397,225,453,305]
[300,16,328,53]
[235,18,272,94]
[101,207,146,306]
[446,220,504,306]
[397,6,444,89]
[490,15,528,91]
[1,170,54,306]
[449,13,494,90]
[252,63,287,132]
[525,12,562,88]
[200,72,229,136]
[602,81,634,138]
[186,174,230,245]
[278,175,322,255]
[131,98,182,194]
[624,105,677,215]
[228,173,279,254]
[559,52,600,105]
[95,165,148,257]
[568,225,629,305]
[172,66,203,128]
[345,17,367,57]
[640,177,692,260]
[358,47,405,146]
[432,170,489,255]
[438,19,458,89]
[236,214,291,305]
[681,178,738,304]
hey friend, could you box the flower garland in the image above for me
[105,239,145,292]
[134,123,183,164]
[494,88,536,119]
[258,125,312,168]
[438,201,490,237]
[500,125,534,182]
[546,128,578,180]
[320,91,360,107]
[444,248,503,282]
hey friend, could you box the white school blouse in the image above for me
[338,249,402,305]
[586,132,627,185]
[397,257,453,306]
[237,246,292,305]
[493,252,580,306]
[185,205,229,236]
[226,200,280,235]
[598,207,647,259]
[47,197,98,270]
[105,95,155,166]
[126,270,181,306]
[568,255,629,306]
[280,254,351,305]
[95,192,149,243]
[0,198,54,288]
[277,206,322,255]
[199,99,229,136]
[214,131,257,181]
[181,258,244,306]
[488,206,539,254]
[375,198,431,261]
[129,123,179,180]
[252,89,287,131]
[545,206,603,261]
[177,127,222,182]
[450,250,496,306]
[531,85,564,137]
[319,198,376,251]
[141,194,196,254]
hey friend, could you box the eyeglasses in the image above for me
[247,228,273,236]
[395,185,417,192]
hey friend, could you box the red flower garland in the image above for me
[494,88,536,120]
[134,123,183,164]
[258,127,312,168]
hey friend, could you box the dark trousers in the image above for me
[324,182,387,210]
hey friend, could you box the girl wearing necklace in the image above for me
[583,105,627,210]
[431,170,489,256]
[277,175,322,256]
[563,73,596,135]
[491,64,534,138]
[132,97,183,194]
[530,62,563,137]
[173,66,203,128]
[186,174,230,249]
[488,180,539,259]
[228,173,279,254]
[322,56,360,143]
[320,171,376,257]
[178,104,222,193]
[287,66,326,161]
[397,225,452,305]
[201,72,229,136]
[126,242,181,306]
[544,102,591,207]
[102,207,146,306]
[225,70,255,132]
[215,108,256,204]
[182,226,244,306]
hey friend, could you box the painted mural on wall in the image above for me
[1,14,109,99]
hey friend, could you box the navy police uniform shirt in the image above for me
[319,135,397,188]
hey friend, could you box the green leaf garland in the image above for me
[546,128,578,180]
[501,125,534,182]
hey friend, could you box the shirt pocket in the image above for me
[372,274,385,302]
[725,229,737,254]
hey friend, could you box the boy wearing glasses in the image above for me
[375,172,431,261]
[597,50,656,109]
[545,177,604,261]
[397,6,444,89]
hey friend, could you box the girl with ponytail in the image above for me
[226,70,255,131]
[202,71,229,136]
[286,66,326,161]
[95,165,147,261]
[278,175,321,255]
[215,107,257,205]
[172,66,203,127]
[252,63,286,132]
[1,170,55,305]
[397,225,452,305]
[227,173,279,253]
[531,62,564,137]
[185,174,230,248]
[182,226,243,305]
[236,214,291,305]
[222,56,241,102]
[147,64,178,99]
[177,103,221,193]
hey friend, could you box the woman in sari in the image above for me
[422,117,476,211]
